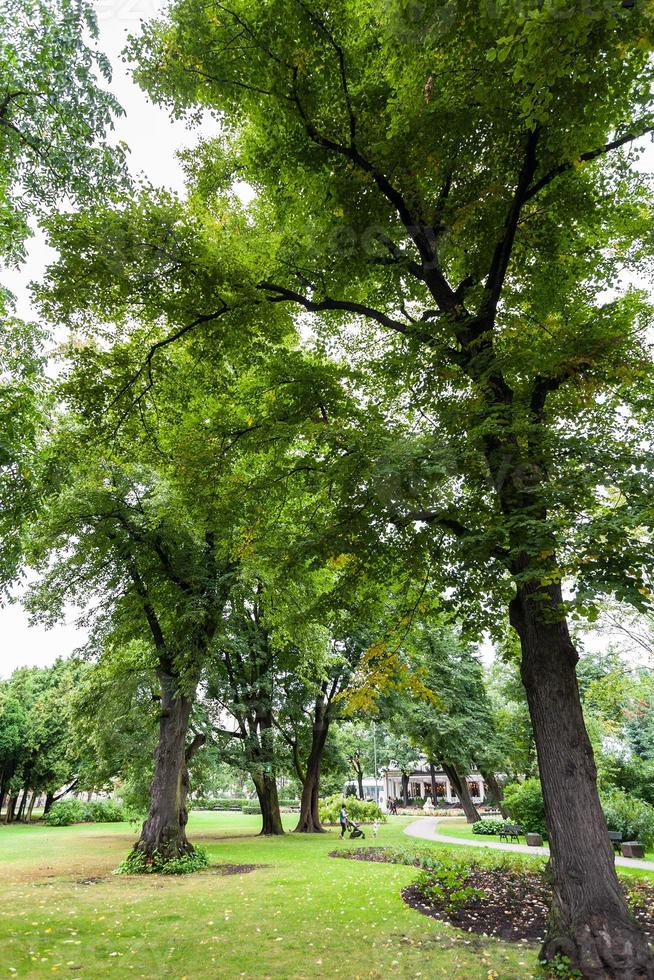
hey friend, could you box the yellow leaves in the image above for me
[327,553,353,570]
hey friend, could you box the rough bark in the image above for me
[295,703,330,833]
[132,670,195,862]
[4,793,17,823]
[443,763,480,823]
[511,581,654,978]
[480,768,508,818]
[253,771,284,836]
[401,772,410,806]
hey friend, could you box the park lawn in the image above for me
[434,817,654,877]
[0,812,543,979]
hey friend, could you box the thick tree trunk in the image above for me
[43,791,54,816]
[253,772,284,836]
[401,773,409,806]
[295,706,330,833]
[4,793,17,824]
[511,582,654,978]
[357,769,364,800]
[132,671,195,862]
[480,768,508,819]
[443,763,480,823]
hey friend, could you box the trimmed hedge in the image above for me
[191,797,253,811]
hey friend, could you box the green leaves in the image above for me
[0,0,125,264]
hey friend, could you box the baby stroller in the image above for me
[347,818,365,840]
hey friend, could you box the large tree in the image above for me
[120,2,654,970]
[388,627,497,823]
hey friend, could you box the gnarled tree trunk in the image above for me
[443,763,480,823]
[511,580,654,978]
[132,670,196,862]
[253,771,284,836]
[295,701,330,833]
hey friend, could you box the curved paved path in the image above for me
[404,817,654,872]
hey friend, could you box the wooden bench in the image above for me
[608,831,622,854]
[499,823,522,844]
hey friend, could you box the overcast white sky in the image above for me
[1,3,653,677]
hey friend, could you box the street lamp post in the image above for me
[372,720,379,805]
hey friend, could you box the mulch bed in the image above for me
[332,847,654,945]
[208,863,267,875]
[403,867,551,944]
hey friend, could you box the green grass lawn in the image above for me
[0,812,551,979]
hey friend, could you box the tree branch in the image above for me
[525,123,654,201]
[392,509,471,537]
[258,281,435,343]
[480,128,540,322]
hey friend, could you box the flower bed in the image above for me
[332,846,654,944]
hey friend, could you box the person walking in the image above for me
[339,803,348,839]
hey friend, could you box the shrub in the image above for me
[85,800,125,823]
[503,779,548,837]
[415,864,486,913]
[44,798,126,826]
[242,805,262,815]
[114,846,209,875]
[472,818,505,836]
[44,800,88,826]
[600,787,654,849]
[319,793,385,825]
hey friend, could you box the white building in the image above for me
[383,766,485,804]
[345,765,486,806]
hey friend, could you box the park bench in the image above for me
[608,831,622,854]
[499,823,522,844]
